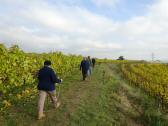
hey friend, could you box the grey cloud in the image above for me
[0,0,168,60]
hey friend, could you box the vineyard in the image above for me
[1,43,168,125]
[121,63,168,106]
[0,44,82,112]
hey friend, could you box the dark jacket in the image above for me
[37,66,61,91]
[80,60,89,73]
[92,58,96,64]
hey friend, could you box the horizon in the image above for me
[0,0,168,60]
[3,43,168,62]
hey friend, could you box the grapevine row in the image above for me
[0,44,82,112]
[121,63,168,105]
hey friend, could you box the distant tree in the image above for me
[117,56,124,60]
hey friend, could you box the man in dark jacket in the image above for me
[37,60,62,119]
[92,58,96,68]
[80,57,89,80]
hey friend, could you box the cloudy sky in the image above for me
[0,0,168,60]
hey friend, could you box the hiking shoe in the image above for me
[38,113,46,120]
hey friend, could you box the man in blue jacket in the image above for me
[80,57,89,81]
[37,60,62,119]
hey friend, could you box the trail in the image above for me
[1,63,168,126]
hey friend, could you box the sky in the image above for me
[0,0,168,60]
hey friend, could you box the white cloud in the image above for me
[0,1,121,55]
[1,0,168,60]
[91,0,121,7]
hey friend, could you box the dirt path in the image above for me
[1,63,168,126]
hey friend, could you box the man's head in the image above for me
[88,56,90,59]
[44,60,51,66]
[83,57,87,60]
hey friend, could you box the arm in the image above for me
[51,69,62,83]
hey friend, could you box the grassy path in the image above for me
[1,63,168,126]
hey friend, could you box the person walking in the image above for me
[87,56,92,76]
[80,57,89,81]
[92,58,96,68]
[37,60,62,120]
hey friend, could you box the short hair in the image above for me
[44,60,51,66]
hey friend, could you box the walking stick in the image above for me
[46,83,62,109]
[55,84,61,108]
[56,84,61,100]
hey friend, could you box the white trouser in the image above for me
[38,90,57,115]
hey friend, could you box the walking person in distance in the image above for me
[87,56,92,76]
[92,58,96,69]
[80,57,89,81]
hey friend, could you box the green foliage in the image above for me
[121,63,168,105]
[0,43,82,112]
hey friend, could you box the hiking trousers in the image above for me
[82,70,87,80]
[38,90,57,116]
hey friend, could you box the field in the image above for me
[121,63,168,105]
[1,44,168,126]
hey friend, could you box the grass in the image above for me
[108,63,168,126]
[0,63,168,126]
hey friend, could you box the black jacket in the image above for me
[80,60,89,73]
[37,66,61,91]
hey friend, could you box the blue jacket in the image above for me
[37,66,61,91]
[80,60,89,73]
[88,59,92,67]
